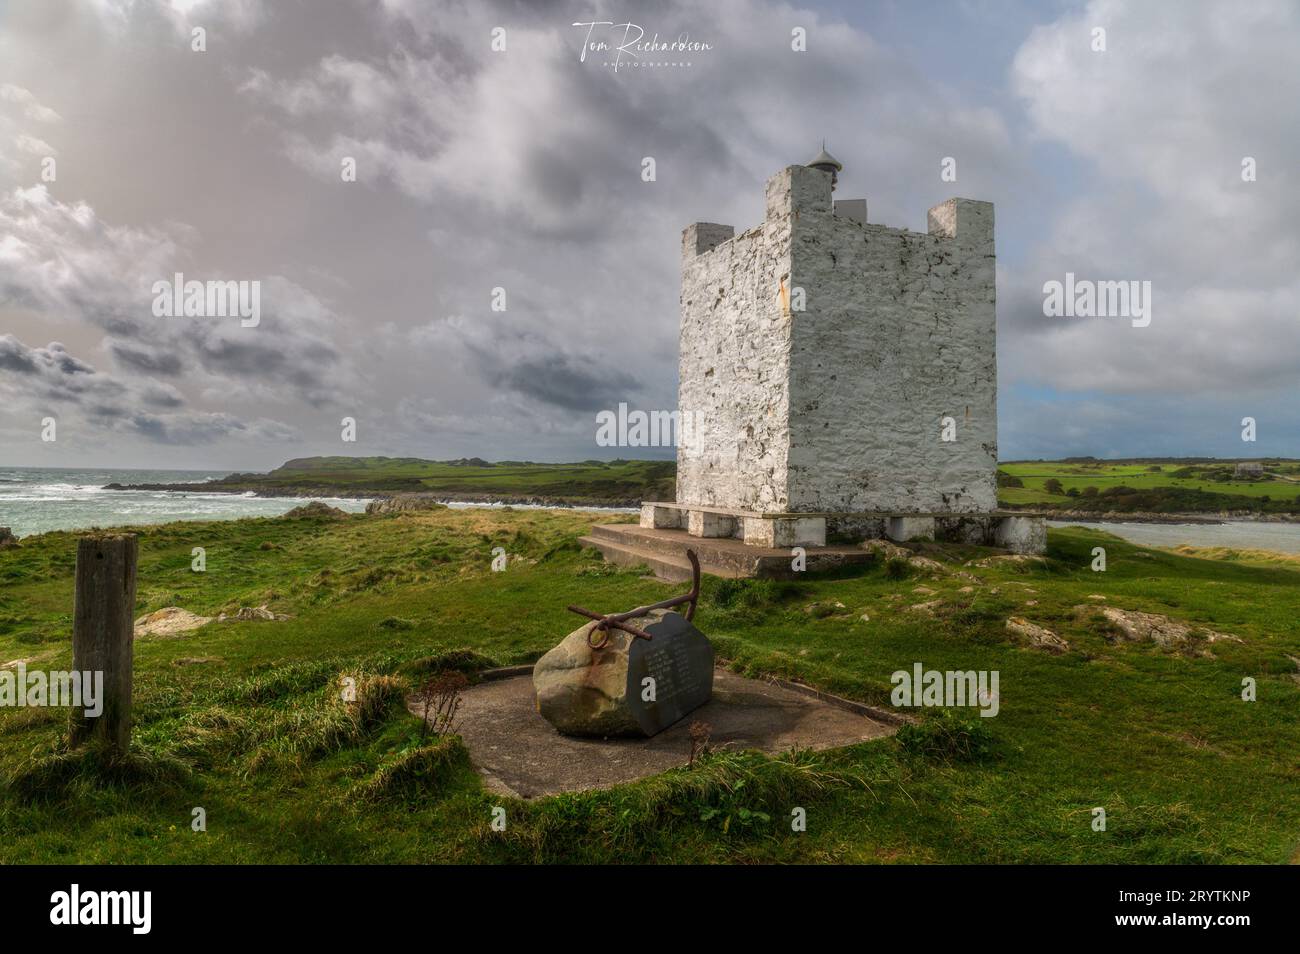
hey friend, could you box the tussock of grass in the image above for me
[896,710,997,764]
[218,659,343,704]
[353,674,405,727]
[0,705,66,735]
[4,740,191,804]
[397,649,497,679]
[178,671,409,774]
[708,577,803,610]
[884,557,912,580]
[352,736,468,801]
[484,749,877,861]
[706,578,809,625]
[1065,797,1219,863]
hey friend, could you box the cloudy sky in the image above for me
[1,0,1296,471]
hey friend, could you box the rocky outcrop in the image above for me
[0,527,17,549]
[365,494,449,515]
[860,539,949,574]
[1006,617,1070,653]
[908,599,944,616]
[217,604,290,622]
[1075,605,1242,652]
[965,553,1048,569]
[284,501,349,519]
[1096,607,1240,648]
[135,607,214,637]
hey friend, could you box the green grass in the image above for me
[1,507,1298,863]
[998,459,1300,513]
[172,456,676,504]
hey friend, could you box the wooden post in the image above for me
[70,533,138,754]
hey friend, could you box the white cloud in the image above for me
[1005,0,1300,403]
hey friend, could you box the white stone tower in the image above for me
[638,148,1043,555]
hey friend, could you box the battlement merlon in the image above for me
[765,164,833,221]
[682,222,735,261]
[927,197,995,254]
[685,167,994,262]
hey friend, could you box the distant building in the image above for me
[1234,462,1265,478]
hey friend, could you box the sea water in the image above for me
[0,467,368,539]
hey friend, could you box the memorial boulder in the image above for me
[534,608,714,738]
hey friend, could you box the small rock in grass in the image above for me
[1006,617,1070,654]
[217,604,290,623]
[805,600,847,618]
[135,607,214,637]
[1096,607,1240,649]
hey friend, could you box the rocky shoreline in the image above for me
[101,482,641,510]
[101,481,1300,523]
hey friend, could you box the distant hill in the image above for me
[105,456,676,507]
[104,456,1300,516]
[998,459,1300,517]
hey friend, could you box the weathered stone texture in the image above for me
[677,163,998,516]
[994,515,1047,555]
[677,207,792,512]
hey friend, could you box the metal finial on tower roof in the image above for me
[807,142,843,189]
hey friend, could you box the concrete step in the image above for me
[587,524,764,576]
[583,524,876,580]
[578,535,743,582]
[587,522,718,558]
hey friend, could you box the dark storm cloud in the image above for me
[497,352,636,413]
[106,339,186,376]
[0,334,38,372]
[0,333,288,447]
[193,331,342,397]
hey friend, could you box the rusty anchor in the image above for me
[567,549,701,649]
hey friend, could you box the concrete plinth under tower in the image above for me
[584,505,1047,581]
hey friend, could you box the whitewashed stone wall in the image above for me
[676,208,792,511]
[677,164,998,515]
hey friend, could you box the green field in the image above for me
[998,459,1300,513]
[135,456,675,505]
[2,507,1298,863]
[126,455,1300,516]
